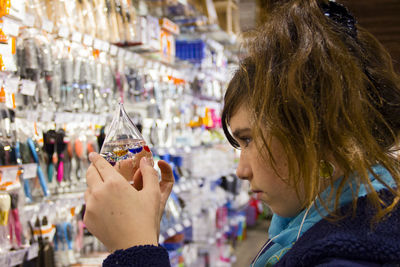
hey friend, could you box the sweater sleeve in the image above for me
[315,258,382,267]
[103,245,171,267]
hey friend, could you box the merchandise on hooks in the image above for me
[0,1,242,265]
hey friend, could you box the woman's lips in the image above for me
[252,189,262,193]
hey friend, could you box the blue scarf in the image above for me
[252,165,396,267]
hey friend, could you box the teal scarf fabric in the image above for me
[252,165,395,267]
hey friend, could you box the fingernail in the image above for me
[89,152,96,162]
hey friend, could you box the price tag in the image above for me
[41,110,54,122]
[154,62,161,71]
[42,19,54,33]
[84,113,92,123]
[174,224,183,232]
[98,116,107,126]
[58,26,70,38]
[125,52,132,61]
[110,45,118,56]
[3,17,20,36]
[55,113,65,124]
[145,60,152,69]
[62,113,70,123]
[93,38,102,50]
[72,32,82,43]
[91,115,98,125]
[61,113,69,124]
[27,243,39,260]
[9,250,25,266]
[160,65,167,74]
[69,113,77,123]
[167,68,173,76]
[75,113,83,123]
[23,163,38,179]
[131,53,137,61]
[166,228,176,237]
[24,13,35,27]
[83,35,94,46]
[101,41,110,52]
[0,166,18,184]
[118,48,126,58]
[26,110,38,122]
[137,57,144,67]
[0,254,8,266]
[0,44,9,59]
[4,77,20,94]
[89,114,97,123]
[20,79,36,96]
[2,54,17,72]
[183,219,191,228]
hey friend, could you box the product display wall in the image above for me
[0,1,254,266]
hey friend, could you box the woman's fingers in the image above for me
[139,157,159,192]
[157,160,174,219]
[114,158,136,182]
[132,168,143,190]
[89,152,123,183]
[157,160,174,199]
[86,164,103,188]
[158,160,174,184]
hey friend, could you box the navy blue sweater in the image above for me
[103,190,400,266]
[275,189,400,266]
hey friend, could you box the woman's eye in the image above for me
[239,137,252,147]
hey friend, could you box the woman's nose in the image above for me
[236,152,251,180]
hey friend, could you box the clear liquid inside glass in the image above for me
[100,103,153,183]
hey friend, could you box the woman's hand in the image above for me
[84,152,174,252]
[114,149,154,184]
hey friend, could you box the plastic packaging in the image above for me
[81,0,97,37]
[114,0,126,42]
[122,0,136,42]
[106,0,122,43]
[93,0,110,41]
[0,193,11,252]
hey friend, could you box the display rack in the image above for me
[0,1,250,266]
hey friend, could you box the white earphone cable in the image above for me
[252,201,314,267]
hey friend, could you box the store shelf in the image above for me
[160,217,192,244]
[0,163,37,180]
[0,243,38,267]
[173,178,202,194]
[0,2,241,266]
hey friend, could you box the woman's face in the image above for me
[229,105,303,217]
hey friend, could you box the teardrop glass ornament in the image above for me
[100,102,153,183]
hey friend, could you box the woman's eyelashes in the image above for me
[238,136,252,148]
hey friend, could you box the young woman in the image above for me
[84,0,400,266]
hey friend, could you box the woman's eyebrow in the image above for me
[232,128,252,138]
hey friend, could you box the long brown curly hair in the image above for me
[222,0,400,222]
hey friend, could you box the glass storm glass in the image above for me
[100,102,153,183]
